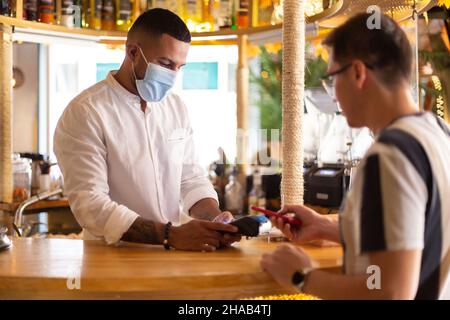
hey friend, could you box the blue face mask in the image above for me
[132,47,177,102]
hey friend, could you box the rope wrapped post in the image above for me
[236,34,249,189]
[0,24,13,203]
[281,0,305,206]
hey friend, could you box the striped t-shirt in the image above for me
[340,112,450,299]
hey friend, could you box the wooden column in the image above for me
[281,0,305,205]
[236,34,249,188]
[0,24,13,203]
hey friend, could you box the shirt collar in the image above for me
[106,71,142,105]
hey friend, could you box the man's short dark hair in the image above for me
[323,12,412,86]
[128,8,191,43]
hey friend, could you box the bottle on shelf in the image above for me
[183,0,202,31]
[255,0,274,26]
[225,165,244,216]
[90,0,102,30]
[72,0,82,28]
[102,0,116,30]
[236,0,248,28]
[1,0,15,17]
[55,0,61,24]
[82,0,90,27]
[130,0,139,21]
[217,0,231,29]
[24,0,39,21]
[201,0,213,30]
[60,0,75,27]
[210,0,220,30]
[39,0,56,24]
[116,0,132,31]
[230,0,236,29]
[247,167,266,215]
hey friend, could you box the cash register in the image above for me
[305,164,348,208]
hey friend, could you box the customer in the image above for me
[261,12,450,299]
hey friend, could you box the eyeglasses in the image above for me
[321,62,374,101]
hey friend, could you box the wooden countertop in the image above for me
[0,237,342,299]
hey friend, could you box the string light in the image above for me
[243,293,320,300]
[431,75,446,120]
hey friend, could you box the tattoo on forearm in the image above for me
[121,217,162,244]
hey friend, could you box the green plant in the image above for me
[250,45,328,131]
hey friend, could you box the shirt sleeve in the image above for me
[359,143,427,254]
[178,101,219,213]
[54,102,139,244]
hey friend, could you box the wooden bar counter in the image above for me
[0,237,342,299]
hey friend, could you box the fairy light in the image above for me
[431,75,446,120]
[243,293,320,300]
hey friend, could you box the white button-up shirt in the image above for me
[54,72,218,244]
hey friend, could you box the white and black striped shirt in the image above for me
[340,112,450,299]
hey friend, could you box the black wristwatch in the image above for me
[292,268,311,292]
[163,222,172,250]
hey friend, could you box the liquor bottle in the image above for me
[256,0,274,26]
[184,0,201,26]
[236,0,248,28]
[130,0,139,22]
[211,0,220,30]
[247,167,266,215]
[201,0,213,27]
[225,166,244,215]
[116,0,131,31]
[230,0,236,29]
[102,0,116,30]
[24,0,39,20]
[56,0,61,24]
[82,0,90,28]
[72,0,82,28]
[61,0,75,27]
[39,0,56,24]
[1,0,15,17]
[218,0,231,29]
[90,0,102,30]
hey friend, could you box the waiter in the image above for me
[54,9,239,251]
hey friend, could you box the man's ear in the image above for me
[126,44,138,62]
[352,60,367,89]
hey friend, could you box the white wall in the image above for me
[12,43,39,153]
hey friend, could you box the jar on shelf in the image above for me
[12,154,32,203]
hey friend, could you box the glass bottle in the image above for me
[24,0,39,20]
[236,0,248,28]
[217,0,231,29]
[225,166,244,215]
[61,0,75,27]
[102,0,116,30]
[90,0,102,30]
[39,0,56,24]
[116,0,132,31]
[248,167,266,215]
[184,0,202,30]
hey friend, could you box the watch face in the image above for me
[292,270,305,285]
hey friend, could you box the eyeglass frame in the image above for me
[321,62,375,95]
